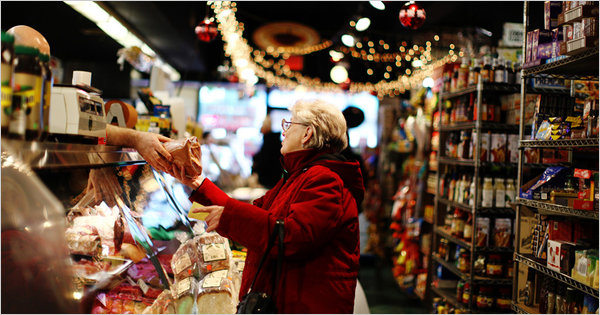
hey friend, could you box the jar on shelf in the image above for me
[481,177,494,207]
[451,208,466,238]
[476,285,494,309]
[486,254,503,277]
[463,213,473,241]
[462,282,471,304]
[457,248,470,273]
[456,280,465,302]
[496,286,512,310]
[438,238,449,260]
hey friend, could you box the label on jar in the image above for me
[462,292,470,304]
[482,188,494,207]
[477,295,489,309]
[463,223,473,240]
[486,263,503,276]
[202,243,227,262]
[497,297,511,309]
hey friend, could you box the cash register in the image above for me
[48,71,107,143]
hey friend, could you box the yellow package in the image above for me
[188,202,209,221]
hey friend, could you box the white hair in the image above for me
[290,99,348,152]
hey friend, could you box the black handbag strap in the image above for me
[247,220,285,297]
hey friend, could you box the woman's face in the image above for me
[281,117,309,155]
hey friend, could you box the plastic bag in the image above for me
[197,270,236,314]
[163,137,202,178]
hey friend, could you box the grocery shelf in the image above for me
[431,286,465,309]
[477,206,516,216]
[514,253,599,298]
[511,302,538,314]
[439,122,476,132]
[439,121,520,133]
[525,86,571,95]
[432,254,468,280]
[519,138,599,148]
[438,157,476,167]
[1,139,145,169]
[441,83,521,100]
[432,254,513,285]
[437,197,472,213]
[522,47,599,79]
[517,198,599,220]
[435,227,471,250]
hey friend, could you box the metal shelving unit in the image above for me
[430,69,520,313]
[517,198,599,220]
[515,253,599,298]
[512,1,600,311]
[520,138,599,148]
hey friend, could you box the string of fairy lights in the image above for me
[209,1,460,98]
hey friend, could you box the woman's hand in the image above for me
[191,205,224,232]
[166,163,205,190]
[133,132,173,173]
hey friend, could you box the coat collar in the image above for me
[282,149,326,177]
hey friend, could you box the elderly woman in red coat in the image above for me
[167,99,364,313]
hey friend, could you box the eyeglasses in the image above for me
[281,119,308,131]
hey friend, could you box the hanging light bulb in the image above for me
[330,65,348,83]
[341,34,355,47]
[355,17,371,31]
[195,17,218,42]
[369,1,386,10]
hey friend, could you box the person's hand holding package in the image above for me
[163,136,205,189]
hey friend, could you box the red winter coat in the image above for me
[189,149,364,313]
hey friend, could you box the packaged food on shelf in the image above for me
[142,289,177,314]
[475,217,490,247]
[493,218,512,248]
[572,250,599,288]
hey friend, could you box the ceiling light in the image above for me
[355,17,371,31]
[369,1,386,10]
[329,50,345,62]
[330,65,348,83]
[341,34,355,47]
[65,1,180,81]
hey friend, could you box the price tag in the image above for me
[202,243,226,262]
[202,270,228,288]
[137,279,149,295]
[174,278,192,298]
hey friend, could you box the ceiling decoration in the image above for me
[252,22,332,56]
[210,1,459,98]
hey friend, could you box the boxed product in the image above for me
[548,219,573,242]
[544,1,563,30]
[507,134,519,163]
[537,42,554,60]
[493,218,512,248]
[551,27,564,58]
[518,207,537,255]
[476,217,490,247]
[572,250,599,287]
[490,133,507,162]
[531,29,553,61]
[519,166,569,200]
[547,240,578,273]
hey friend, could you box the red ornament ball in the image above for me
[195,18,218,42]
[399,1,426,30]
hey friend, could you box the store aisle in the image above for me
[358,255,428,314]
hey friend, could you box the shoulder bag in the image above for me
[237,220,284,314]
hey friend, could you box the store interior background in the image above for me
[1,1,562,313]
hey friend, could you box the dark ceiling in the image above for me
[1,1,543,89]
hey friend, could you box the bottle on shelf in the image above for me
[9,45,42,140]
[468,58,481,86]
[495,177,505,208]
[480,56,492,83]
[493,57,505,83]
[505,178,516,205]
[482,177,494,207]
[1,31,14,136]
[505,59,515,84]
[457,57,469,90]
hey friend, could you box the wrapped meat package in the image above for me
[65,224,102,256]
[196,232,232,277]
[142,290,176,314]
[163,137,202,178]
[196,270,236,314]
